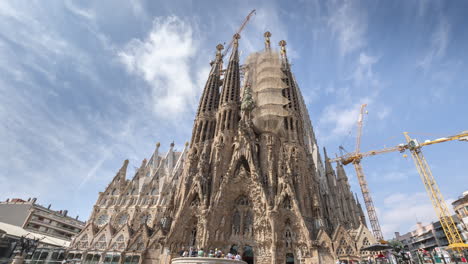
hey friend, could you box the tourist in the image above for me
[198,248,204,257]
[182,250,189,257]
[216,249,223,258]
[208,250,214,257]
[226,252,233,259]
[178,247,185,256]
[235,254,242,261]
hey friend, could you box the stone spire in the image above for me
[356,193,367,227]
[323,148,336,188]
[110,159,129,189]
[278,40,302,144]
[150,142,161,171]
[191,44,224,146]
[216,34,241,134]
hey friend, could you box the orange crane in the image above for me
[330,104,384,241]
[329,111,468,248]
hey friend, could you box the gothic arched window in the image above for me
[243,211,253,236]
[232,210,241,235]
[190,227,197,246]
[190,196,199,207]
[79,234,89,248]
[236,195,249,206]
[95,235,107,250]
[283,195,292,209]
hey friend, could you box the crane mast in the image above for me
[351,104,384,241]
[404,132,465,248]
[353,161,384,240]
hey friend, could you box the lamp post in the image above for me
[11,235,40,264]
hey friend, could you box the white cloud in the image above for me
[327,0,367,56]
[380,192,455,238]
[418,17,450,70]
[118,16,207,118]
[318,95,374,142]
[350,52,380,87]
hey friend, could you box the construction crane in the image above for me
[222,9,256,58]
[330,104,385,241]
[330,127,468,249]
[404,132,467,249]
[218,9,256,77]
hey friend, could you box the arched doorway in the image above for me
[286,253,294,264]
[243,245,254,264]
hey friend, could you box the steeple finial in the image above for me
[228,33,241,62]
[119,159,129,177]
[233,33,241,43]
[264,31,271,50]
[279,40,287,56]
[216,44,224,61]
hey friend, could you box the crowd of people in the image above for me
[178,247,243,261]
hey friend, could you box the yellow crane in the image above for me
[330,127,468,249]
[330,104,385,241]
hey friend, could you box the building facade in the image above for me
[394,216,467,261]
[69,32,376,264]
[452,190,468,242]
[0,198,85,263]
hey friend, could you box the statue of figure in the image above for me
[241,84,255,121]
[198,151,209,175]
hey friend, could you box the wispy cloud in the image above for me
[418,17,450,71]
[118,16,207,118]
[327,0,367,57]
[318,97,373,141]
[64,0,95,20]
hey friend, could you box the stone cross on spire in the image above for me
[264,31,271,50]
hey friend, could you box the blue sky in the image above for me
[1,0,467,239]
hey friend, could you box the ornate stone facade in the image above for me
[69,33,376,264]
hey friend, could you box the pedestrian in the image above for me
[216,249,222,258]
[182,250,189,257]
[235,253,242,261]
[198,248,204,257]
[226,252,233,259]
[208,250,214,257]
[178,246,185,256]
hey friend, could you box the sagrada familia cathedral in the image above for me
[69,32,377,264]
